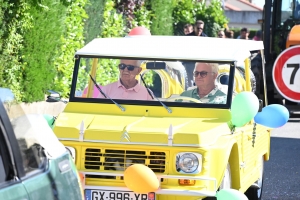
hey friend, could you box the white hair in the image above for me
[195,62,219,73]
[120,59,143,67]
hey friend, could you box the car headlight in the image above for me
[176,152,202,174]
[65,146,76,163]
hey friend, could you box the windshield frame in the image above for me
[69,55,236,109]
[0,101,26,178]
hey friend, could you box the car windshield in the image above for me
[71,57,241,108]
[0,88,66,169]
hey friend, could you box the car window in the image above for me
[3,103,65,175]
[0,117,19,188]
[74,57,234,106]
[0,124,10,185]
[7,113,47,174]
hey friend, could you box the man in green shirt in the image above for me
[180,62,227,104]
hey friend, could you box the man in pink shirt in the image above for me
[98,59,153,100]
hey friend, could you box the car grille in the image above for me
[84,148,166,173]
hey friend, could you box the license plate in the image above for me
[85,190,155,200]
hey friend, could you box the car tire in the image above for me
[245,157,264,200]
[203,163,232,200]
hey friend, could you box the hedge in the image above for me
[0,0,229,102]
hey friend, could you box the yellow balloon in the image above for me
[124,164,159,193]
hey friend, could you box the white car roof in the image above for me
[75,36,264,63]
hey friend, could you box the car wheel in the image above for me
[245,157,264,200]
[203,163,231,200]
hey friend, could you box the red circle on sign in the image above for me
[273,46,300,101]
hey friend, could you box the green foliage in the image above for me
[101,0,125,38]
[173,0,195,35]
[0,0,33,102]
[83,0,105,44]
[150,0,174,35]
[96,59,120,86]
[142,69,154,87]
[132,4,152,30]
[0,0,88,102]
[194,0,228,37]
[173,0,228,37]
[93,0,125,85]
[53,0,88,98]
[0,0,230,102]
[0,0,8,82]
[21,0,66,102]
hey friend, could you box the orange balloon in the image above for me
[124,164,159,193]
[128,27,151,36]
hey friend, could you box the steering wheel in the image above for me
[166,96,203,103]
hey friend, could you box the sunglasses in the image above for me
[193,71,214,78]
[118,63,138,71]
[197,27,203,30]
[218,34,224,37]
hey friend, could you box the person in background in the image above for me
[252,30,262,41]
[186,20,208,37]
[98,59,153,100]
[237,27,250,40]
[217,30,225,38]
[225,29,234,38]
[183,24,193,35]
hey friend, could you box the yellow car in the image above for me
[51,36,273,200]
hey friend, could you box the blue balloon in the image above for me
[254,104,289,128]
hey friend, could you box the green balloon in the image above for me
[43,114,55,129]
[231,91,259,127]
[216,189,248,200]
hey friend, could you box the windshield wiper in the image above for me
[89,74,125,112]
[140,74,172,113]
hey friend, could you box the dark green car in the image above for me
[0,88,83,200]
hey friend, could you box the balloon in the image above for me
[128,27,151,36]
[254,104,289,128]
[124,164,159,193]
[231,92,259,127]
[216,189,248,200]
[43,114,55,129]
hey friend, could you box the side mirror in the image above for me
[46,90,67,103]
[258,99,263,112]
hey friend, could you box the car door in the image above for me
[0,102,29,200]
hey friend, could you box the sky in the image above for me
[251,0,265,9]
[251,0,293,11]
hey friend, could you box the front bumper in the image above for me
[81,171,217,197]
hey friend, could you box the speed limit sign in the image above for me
[273,46,300,102]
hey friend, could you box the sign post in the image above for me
[273,46,300,102]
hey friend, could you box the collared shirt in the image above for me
[179,85,227,104]
[98,80,153,100]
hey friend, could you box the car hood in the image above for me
[54,103,232,147]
